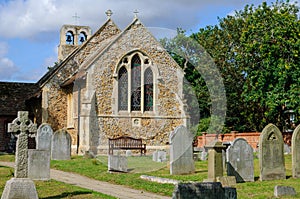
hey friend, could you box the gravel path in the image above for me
[0,161,170,199]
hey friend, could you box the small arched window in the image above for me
[118,67,128,110]
[66,31,74,45]
[78,31,87,45]
[144,68,153,111]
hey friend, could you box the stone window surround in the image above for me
[113,50,160,116]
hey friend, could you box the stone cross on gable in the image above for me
[8,111,37,178]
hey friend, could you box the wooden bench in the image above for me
[108,136,146,156]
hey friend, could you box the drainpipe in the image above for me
[77,84,81,154]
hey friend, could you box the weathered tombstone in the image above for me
[201,150,208,161]
[259,124,285,181]
[28,123,53,180]
[152,150,158,161]
[108,155,127,172]
[36,123,53,150]
[292,124,300,178]
[172,182,237,199]
[153,150,167,162]
[226,138,254,182]
[204,141,225,182]
[51,129,71,160]
[28,149,51,180]
[274,185,296,197]
[169,125,195,175]
[1,111,38,199]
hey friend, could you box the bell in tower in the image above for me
[57,24,92,62]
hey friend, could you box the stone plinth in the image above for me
[204,141,226,182]
[1,178,38,199]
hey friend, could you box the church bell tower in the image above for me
[58,24,92,62]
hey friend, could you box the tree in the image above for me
[164,0,300,133]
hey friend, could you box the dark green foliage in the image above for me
[163,0,300,132]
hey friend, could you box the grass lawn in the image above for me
[1,153,300,198]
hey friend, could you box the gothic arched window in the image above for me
[118,66,128,110]
[117,52,154,113]
[131,54,141,111]
[144,68,153,111]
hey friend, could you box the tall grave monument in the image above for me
[259,124,285,181]
[292,124,300,178]
[1,111,38,199]
[169,125,195,175]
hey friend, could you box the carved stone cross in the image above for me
[8,111,37,178]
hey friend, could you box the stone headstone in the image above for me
[169,125,195,175]
[201,150,208,161]
[292,124,300,178]
[108,155,127,172]
[172,182,237,199]
[28,149,51,180]
[51,129,71,160]
[274,185,296,197]
[259,124,285,181]
[126,150,132,157]
[153,150,167,162]
[7,111,37,178]
[204,141,225,182]
[152,150,158,161]
[226,138,254,182]
[284,143,291,154]
[1,178,38,199]
[36,123,53,150]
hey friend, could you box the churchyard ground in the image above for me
[1,154,300,198]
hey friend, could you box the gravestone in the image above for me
[226,138,254,182]
[169,125,195,175]
[36,123,53,150]
[1,111,38,199]
[204,141,225,182]
[274,185,296,197]
[51,129,71,160]
[292,124,300,178]
[108,155,127,172]
[153,150,167,162]
[28,149,51,180]
[172,182,237,199]
[259,124,285,181]
[28,123,53,180]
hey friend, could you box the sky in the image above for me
[0,0,287,83]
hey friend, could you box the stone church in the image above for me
[0,11,188,154]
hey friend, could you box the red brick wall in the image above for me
[197,131,261,150]
[196,131,292,150]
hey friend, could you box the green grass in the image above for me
[1,153,300,198]
[0,154,115,199]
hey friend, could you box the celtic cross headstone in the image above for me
[8,111,37,178]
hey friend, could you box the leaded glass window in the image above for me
[118,66,128,110]
[144,68,153,111]
[131,54,141,111]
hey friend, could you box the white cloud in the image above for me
[0,41,19,80]
[0,0,272,40]
[0,57,19,80]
